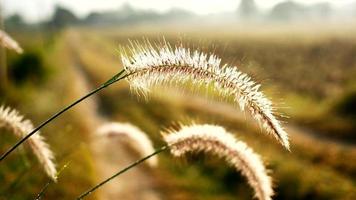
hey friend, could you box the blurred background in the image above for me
[0,0,356,199]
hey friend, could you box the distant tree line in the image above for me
[238,0,334,21]
[4,0,356,30]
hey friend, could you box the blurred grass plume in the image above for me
[96,122,158,167]
[0,30,23,54]
[0,105,56,180]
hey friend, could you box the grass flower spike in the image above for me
[97,122,157,167]
[163,123,273,200]
[0,30,23,54]
[0,105,56,180]
[122,41,289,150]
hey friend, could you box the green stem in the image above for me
[34,182,51,200]
[34,162,70,200]
[76,145,168,200]
[0,70,127,162]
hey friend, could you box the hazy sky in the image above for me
[2,0,355,22]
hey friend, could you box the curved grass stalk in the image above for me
[122,40,289,150]
[163,123,273,200]
[0,70,127,162]
[0,105,56,180]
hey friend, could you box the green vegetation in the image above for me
[9,50,49,85]
[1,25,356,199]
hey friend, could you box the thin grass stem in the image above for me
[0,70,127,162]
[34,162,70,200]
[76,145,167,200]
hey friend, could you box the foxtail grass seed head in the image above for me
[0,105,56,180]
[121,41,289,150]
[0,30,23,54]
[97,122,157,167]
[163,124,273,200]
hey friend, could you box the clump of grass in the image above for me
[2,40,286,200]
[0,105,56,180]
[78,122,273,200]
[0,30,23,54]
[122,40,289,150]
[96,122,157,167]
[163,123,273,200]
[1,39,289,162]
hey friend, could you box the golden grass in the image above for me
[3,27,354,199]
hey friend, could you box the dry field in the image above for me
[1,24,356,200]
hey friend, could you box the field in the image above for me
[1,24,356,200]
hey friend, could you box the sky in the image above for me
[1,0,355,22]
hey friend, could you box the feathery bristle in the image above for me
[163,123,273,200]
[121,41,289,150]
[0,105,56,180]
[97,122,157,167]
[0,30,23,54]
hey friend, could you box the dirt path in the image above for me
[65,32,162,200]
